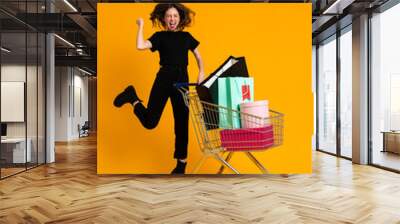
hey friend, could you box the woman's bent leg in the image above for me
[134,76,169,129]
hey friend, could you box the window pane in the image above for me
[318,36,337,154]
[371,3,400,171]
[340,29,352,158]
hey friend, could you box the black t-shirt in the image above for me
[148,31,199,66]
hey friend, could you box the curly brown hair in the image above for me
[150,3,195,30]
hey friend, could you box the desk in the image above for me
[382,131,400,154]
[1,138,31,163]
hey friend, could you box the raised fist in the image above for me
[136,18,144,27]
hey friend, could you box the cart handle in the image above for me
[174,82,198,89]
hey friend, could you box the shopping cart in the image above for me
[175,83,284,174]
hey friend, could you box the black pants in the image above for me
[133,65,189,159]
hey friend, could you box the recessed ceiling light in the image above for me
[63,0,78,12]
[322,0,354,15]
[1,47,11,53]
[77,67,93,76]
[54,34,75,48]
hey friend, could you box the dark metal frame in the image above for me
[315,44,319,151]
[336,27,341,158]
[367,10,373,166]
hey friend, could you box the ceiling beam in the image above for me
[67,13,97,46]
[55,55,96,70]
[322,0,356,14]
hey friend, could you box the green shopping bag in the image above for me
[218,77,254,128]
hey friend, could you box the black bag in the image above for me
[196,56,249,129]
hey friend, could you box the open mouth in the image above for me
[168,22,177,30]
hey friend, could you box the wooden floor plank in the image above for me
[0,135,400,223]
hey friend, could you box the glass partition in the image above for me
[317,35,337,155]
[339,28,352,158]
[0,1,46,179]
[1,30,28,177]
[371,3,400,171]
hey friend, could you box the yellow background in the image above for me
[98,3,312,174]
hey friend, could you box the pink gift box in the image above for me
[220,125,274,151]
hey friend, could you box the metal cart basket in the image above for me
[175,83,284,174]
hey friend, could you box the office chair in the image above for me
[79,121,90,138]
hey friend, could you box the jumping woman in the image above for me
[113,3,205,174]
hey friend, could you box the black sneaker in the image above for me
[171,160,187,174]
[113,85,142,107]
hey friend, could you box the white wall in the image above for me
[1,65,38,138]
[55,66,70,141]
[73,73,89,138]
[1,64,25,81]
[55,67,89,141]
[1,64,46,163]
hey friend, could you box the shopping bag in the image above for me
[218,77,254,128]
[196,56,249,104]
[196,56,249,129]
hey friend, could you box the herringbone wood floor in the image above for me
[1,135,400,224]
